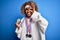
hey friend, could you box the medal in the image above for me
[26,34,32,38]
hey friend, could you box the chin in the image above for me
[26,15,31,18]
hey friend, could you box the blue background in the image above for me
[0,0,60,40]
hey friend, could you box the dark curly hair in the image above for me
[21,1,38,14]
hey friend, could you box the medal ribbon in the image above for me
[25,18,31,34]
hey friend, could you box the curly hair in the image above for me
[21,1,38,14]
[28,1,38,12]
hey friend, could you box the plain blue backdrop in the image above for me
[0,0,60,40]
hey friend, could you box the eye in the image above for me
[25,8,28,10]
[30,9,33,10]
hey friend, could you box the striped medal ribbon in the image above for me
[25,18,31,34]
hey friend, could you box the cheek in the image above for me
[30,11,34,15]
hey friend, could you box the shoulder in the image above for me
[21,17,25,22]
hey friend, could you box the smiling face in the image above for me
[25,5,34,18]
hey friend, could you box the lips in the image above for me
[27,12,30,15]
[26,12,31,16]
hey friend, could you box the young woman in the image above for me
[15,1,48,40]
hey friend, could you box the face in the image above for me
[25,6,34,18]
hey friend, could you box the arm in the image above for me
[15,18,22,39]
[32,11,48,34]
[15,18,24,38]
[37,14,48,34]
[15,22,20,30]
[15,18,21,30]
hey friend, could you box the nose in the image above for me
[27,9,31,13]
[28,9,31,12]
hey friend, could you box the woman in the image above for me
[15,1,48,40]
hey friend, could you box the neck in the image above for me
[26,16,31,19]
[26,17,30,19]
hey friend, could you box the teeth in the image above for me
[28,13,30,14]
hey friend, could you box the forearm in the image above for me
[15,22,20,30]
[37,17,48,33]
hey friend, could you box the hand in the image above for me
[17,18,21,24]
[15,18,21,30]
[15,22,20,29]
